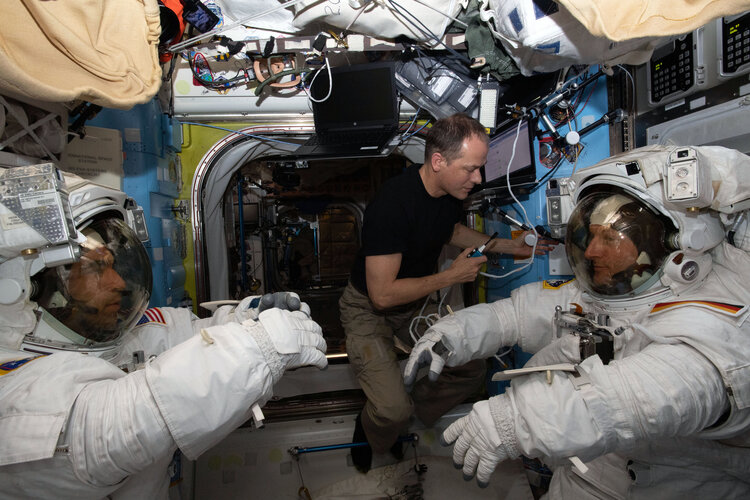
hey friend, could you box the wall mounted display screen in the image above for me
[478,120,537,193]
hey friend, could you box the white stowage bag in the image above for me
[205,0,302,40]
[292,0,462,45]
[476,0,668,75]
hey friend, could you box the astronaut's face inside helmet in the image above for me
[35,217,152,344]
[67,244,126,334]
[583,224,639,287]
[566,189,674,298]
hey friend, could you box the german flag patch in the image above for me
[650,300,747,317]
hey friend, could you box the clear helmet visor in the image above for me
[36,217,152,344]
[565,189,674,298]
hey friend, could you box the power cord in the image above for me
[480,119,539,281]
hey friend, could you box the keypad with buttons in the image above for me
[722,13,750,75]
[649,33,695,103]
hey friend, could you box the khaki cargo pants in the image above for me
[339,282,486,453]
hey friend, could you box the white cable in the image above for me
[409,291,449,343]
[493,346,513,364]
[481,119,538,280]
[616,64,636,115]
[307,54,333,103]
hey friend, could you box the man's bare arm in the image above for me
[365,249,485,310]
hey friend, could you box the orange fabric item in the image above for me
[158,0,186,62]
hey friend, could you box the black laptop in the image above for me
[293,62,400,159]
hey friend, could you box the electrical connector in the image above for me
[312,34,328,55]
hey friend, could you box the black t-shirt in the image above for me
[350,164,463,295]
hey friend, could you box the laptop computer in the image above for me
[293,62,400,159]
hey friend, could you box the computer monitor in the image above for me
[309,62,398,133]
[473,119,537,196]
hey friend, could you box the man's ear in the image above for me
[431,152,446,172]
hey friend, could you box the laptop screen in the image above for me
[309,62,398,133]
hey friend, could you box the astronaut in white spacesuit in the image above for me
[0,169,327,498]
[404,145,750,498]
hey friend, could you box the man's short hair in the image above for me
[424,113,488,164]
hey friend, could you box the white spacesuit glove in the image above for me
[236,291,311,322]
[441,394,520,488]
[403,330,449,389]
[256,308,327,371]
[403,303,514,389]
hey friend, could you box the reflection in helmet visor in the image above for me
[566,189,672,298]
[36,218,152,344]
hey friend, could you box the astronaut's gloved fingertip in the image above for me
[462,473,474,481]
[259,294,274,310]
[477,480,490,489]
[288,296,301,310]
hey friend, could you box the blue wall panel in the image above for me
[88,99,186,308]
[483,70,613,394]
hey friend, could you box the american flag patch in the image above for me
[136,307,167,326]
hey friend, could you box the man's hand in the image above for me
[403,330,449,389]
[257,308,327,371]
[505,231,558,258]
[441,394,520,488]
[448,247,487,283]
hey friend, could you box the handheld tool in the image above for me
[469,232,498,257]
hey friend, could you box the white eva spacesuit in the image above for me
[404,145,750,498]
[0,166,327,499]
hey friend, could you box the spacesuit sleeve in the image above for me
[507,342,728,463]
[145,320,283,459]
[189,304,241,331]
[119,305,246,362]
[67,319,282,487]
[435,280,579,366]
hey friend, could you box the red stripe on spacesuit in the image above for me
[144,308,167,324]
[650,300,746,316]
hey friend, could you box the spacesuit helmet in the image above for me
[33,214,152,345]
[565,186,677,298]
[563,145,741,301]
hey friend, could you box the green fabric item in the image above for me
[458,0,520,81]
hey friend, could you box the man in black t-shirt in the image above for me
[339,113,551,472]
